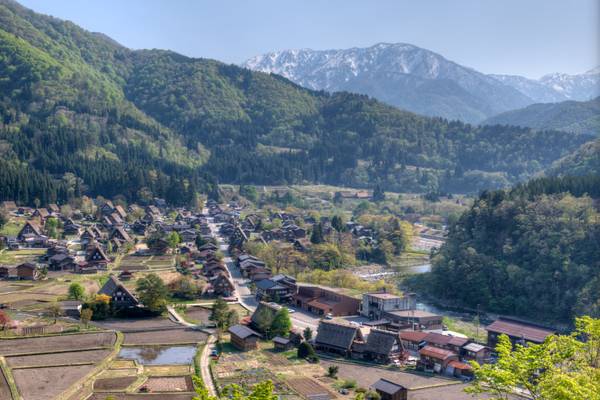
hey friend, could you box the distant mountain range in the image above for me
[243,43,600,123]
[483,97,600,136]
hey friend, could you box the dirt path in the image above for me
[168,304,216,396]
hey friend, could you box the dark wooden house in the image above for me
[359,329,404,364]
[371,379,407,400]
[16,263,40,280]
[228,324,261,351]
[98,275,139,309]
[86,245,110,267]
[273,336,294,351]
[17,221,43,241]
[314,319,363,357]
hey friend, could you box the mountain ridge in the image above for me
[483,97,600,136]
[243,42,533,123]
[0,0,594,206]
[244,43,600,123]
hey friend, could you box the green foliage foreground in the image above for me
[468,316,600,400]
[192,376,277,400]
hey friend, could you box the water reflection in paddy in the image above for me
[118,345,196,365]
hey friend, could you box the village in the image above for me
[0,193,556,400]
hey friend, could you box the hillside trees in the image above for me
[417,176,600,321]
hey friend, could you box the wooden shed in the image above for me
[228,324,262,351]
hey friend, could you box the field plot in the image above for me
[144,365,193,376]
[117,255,153,271]
[0,331,116,356]
[94,376,138,391]
[183,305,212,325]
[123,329,207,345]
[0,282,32,293]
[141,376,194,392]
[217,367,291,394]
[13,364,95,400]
[7,348,111,368]
[0,367,12,400]
[88,393,194,400]
[214,345,302,397]
[95,317,180,331]
[0,248,45,264]
[287,377,335,400]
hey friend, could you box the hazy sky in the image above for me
[18,0,600,79]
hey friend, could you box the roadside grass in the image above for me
[193,343,205,376]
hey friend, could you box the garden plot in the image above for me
[141,376,194,392]
[12,364,95,400]
[117,255,153,271]
[123,329,207,345]
[94,376,138,391]
[217,367,292,395]
[88,393,194,400]
[144,365,193,376]
[145,255,176,269]
[0,331,116,356]
[287,377,335,400]
[95,317,180,331]
[183,305,212,325]
[117,264,149,271]
[0,368,12,400]
[6,348,111,368]
[0,282,32,294]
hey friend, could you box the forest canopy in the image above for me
[412,175,600,322]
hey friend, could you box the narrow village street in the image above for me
[206,216,321,331]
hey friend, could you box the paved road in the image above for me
[207,218,320,331]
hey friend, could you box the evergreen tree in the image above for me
[310,223,325,244]
[331,215,345,232]
[372,184,385,202]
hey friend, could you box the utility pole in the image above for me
[476,303,480,340]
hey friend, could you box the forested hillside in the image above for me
[547,139,600,177]
[0,0,594,206]
[414,175,600,322]
[483,97,600,136]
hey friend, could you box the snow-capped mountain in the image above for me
[492,67,600,104]
[538,68,600,100]
[243,43,600,123]
[488,74,568,103]
[243,43,533,123]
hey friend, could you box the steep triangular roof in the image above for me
[98,275,139,304]
[315,319,363,350]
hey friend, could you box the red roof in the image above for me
[448,360,472,370]
[486,318,554,343]
[419,345,457,360]
[400,331,428,342]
